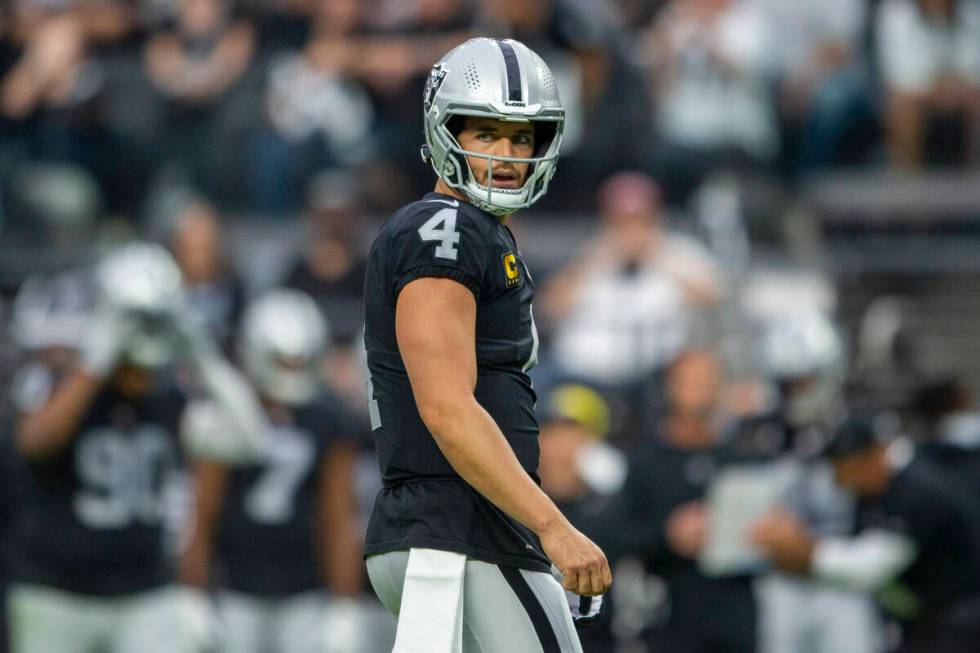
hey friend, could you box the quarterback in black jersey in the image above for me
[7,244,266,653]
[364,38,610,651]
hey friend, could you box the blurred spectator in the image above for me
[914,376,980,497]
[537,383,625,652]
[613,0,669,29]
[1,10,93,124]
[283,172,370,411]
[248,0,374,214]
[249,0,316,55]
[169,198,245,348]
[144,0,256,193]
[754,415,980,653]
[144,0,254,108]
[283,171,367,347]
[538,383,626,511]
[596,350,759,652]
[760,0,873,171]
[1,163,102,276]
[646,0,777,196]
[357,0,473,208]
[877,0,980,168]
[479,0,650,209]
[541,172,721,387]
[0,7,125,208]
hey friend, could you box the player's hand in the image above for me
[750,509,815,574]
[539,520,612,597]
[169,297,212,360]
[79,303,136,378]
[666,501,707,559]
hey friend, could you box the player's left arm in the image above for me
[317,438,363,596]
[171,303,268,461]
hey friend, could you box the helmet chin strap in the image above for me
[486,155,495,208]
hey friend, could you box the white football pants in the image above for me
[7,584,213,653]
[758,574,883,653]
[367,549,582,653]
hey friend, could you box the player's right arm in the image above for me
[15,299,135,460]
[396,276,612,596]
[15,370,103,460]
[179,459,228,588]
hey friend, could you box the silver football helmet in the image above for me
[239,289,328,405]
[95,242,184,369]
[421,37,564,216]
[759,310,846,429]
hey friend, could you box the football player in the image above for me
[180,289,365,653]
[363,37,611,652]
[7,243,266,653]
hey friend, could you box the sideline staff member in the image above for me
[753,415,980,653]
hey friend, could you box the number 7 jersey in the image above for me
[363,192,549,572]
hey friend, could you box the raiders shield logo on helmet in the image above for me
[423,63,448,113]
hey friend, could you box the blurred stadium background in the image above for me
[4,0,980,652]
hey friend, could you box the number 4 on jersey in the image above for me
[418,208,460,261]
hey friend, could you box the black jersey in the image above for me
[11,366,186,596]
[919,439,980,501]
[216,394,357,597]
[860,457,980,619]
[363,192,549,572]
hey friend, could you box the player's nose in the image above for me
[490,136,518,158]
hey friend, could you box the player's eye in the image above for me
[514,134,533,146]
[476,132,495,142]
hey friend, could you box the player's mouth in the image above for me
[489,169,521,189]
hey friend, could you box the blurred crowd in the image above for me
[4,1,980,653]
[2,0,980,223]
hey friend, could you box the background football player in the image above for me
[180,289,368,653]
[7,243,266,653]
[363,37,611,651]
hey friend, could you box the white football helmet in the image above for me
[95,242,184,369]
[421,37,564,216]
[239,289,328,405]
[758,310,846,429]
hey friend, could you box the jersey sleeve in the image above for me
[389,205,490,300]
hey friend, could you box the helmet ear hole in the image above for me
[446,115,467,140]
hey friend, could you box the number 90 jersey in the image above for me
[363,192,549,572]
[10,367,186,596]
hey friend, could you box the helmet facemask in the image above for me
[420,37,565,217]
[427,110,563,217]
